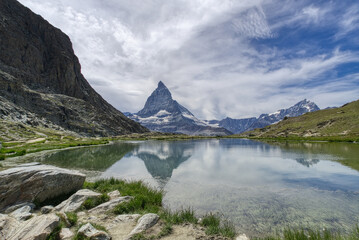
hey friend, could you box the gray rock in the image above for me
[108,190,121,199]
[41,205,55,214]
[0,214,20,239]
[128,213,159,236]
[88,196,132,214]
[55,189,101,212]
[0,164,85,211]
[9,205,33,221]
[114,214,141,223]
[4,202,35,214]
[5,213,60,240]
[78,223,111,240]
[60,228,74,240]
[237,234,250,240]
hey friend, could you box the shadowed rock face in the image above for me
[0,0,148,136]
[0,163,85,211]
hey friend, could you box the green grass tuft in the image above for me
[0,154,5,160]
[84,178,163,215]
[201,213,236,238]
[160,208,198,225]
[81,193,110,210]
[65,212,77,226]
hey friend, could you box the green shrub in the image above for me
[0,154,5,160]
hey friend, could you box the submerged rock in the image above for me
[0,164,85,211]
[55,189,101,212]
[78,223,111,240]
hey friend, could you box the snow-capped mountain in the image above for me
[127,81,232,136]
[206,99,320,134]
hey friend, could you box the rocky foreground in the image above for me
[0,163,247,240]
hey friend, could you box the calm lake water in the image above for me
[22,139,359,237]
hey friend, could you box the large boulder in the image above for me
[0,213,60,240]
[0,163,85,211]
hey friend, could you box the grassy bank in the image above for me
[229,135,359,143]
[64,179,359,240]
[83,178,236,239]
[0,136,109,161]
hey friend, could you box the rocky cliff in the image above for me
[0,0,147,136]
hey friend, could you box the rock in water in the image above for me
[55,189,101,213]
[0,0,148,136]
[0,164,85,211]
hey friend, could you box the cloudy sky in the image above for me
[19,0,359,120]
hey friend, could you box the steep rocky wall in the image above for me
[0,0,148,136]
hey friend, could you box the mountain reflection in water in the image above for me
[21,139,359,237]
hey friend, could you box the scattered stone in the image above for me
[78,223,111,240]
[55,189,101,212]
[9,205,33,221]
[88,196,132,214]
[127,213,159,237]
[60,228,74,240]
[0,164,85,211]
[41,205,55,214]
[4,202,36,214]
[237,233,250,240]
[57,212,71,227]
[108,190,121,199]
[114,214,141,223]
[7,213,60,240]
[77,211,86,217]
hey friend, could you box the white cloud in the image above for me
[17,0,359,120]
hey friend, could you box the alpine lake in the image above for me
[16,138,359,237]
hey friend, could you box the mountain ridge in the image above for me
[206,99,320,134]
[240,99,359,139]
[127,81,232,136]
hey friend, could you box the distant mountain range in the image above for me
[205,99,320,134]
[126,81,232,136]
[0,0,147,138]
[241,99,359,139]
